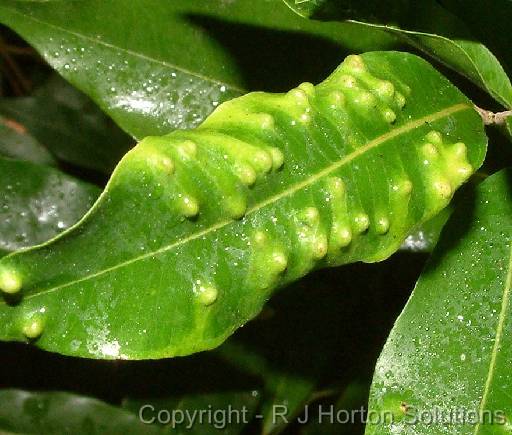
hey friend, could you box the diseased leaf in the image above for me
[0,389,162,434]
[399,173,486,253]
[0,251,422,434]
[0,52,487,359]
[366,168,512,434]
[0,157,100,256]
[283,0,512,109]
[0,259,418,435]
[0,75,134,174]
[400,207,451,253]
[0,0,397,139]
[0,115,56,166]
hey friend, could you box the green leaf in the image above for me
[0,157,100,256]
[366,168,512,434]
[282,0,512,109]
[438,0,512,76]
[0,115,56,166]
[505,118,512,141]
[0,52,487,359]
[0,250,422,434]
[0,389,162,434]
[0,75,134,174]
[0,0,397,139]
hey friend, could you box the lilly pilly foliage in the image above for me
[0,52,486,359]
[283,0,512,111]
[366,169,512,435]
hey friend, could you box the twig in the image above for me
[474,105,512,126]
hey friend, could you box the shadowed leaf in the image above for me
[0,157,100,257]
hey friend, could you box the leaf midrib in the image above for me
[2,103,470,305]
[0,6,246,93]
[473,239,512,434]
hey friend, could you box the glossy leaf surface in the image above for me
[0,251,423,434]
[283,0,512,109]
[0,52,487,359]
[0,0,397,139]
[366,168,512,434]
[0,158,100,256]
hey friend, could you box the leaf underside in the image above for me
[0,52,486,359]
[366,169,512,434]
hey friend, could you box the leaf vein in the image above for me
[0,6,246,93]
[5,103,470,304]
[473,240,512,434]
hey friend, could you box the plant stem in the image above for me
[475,105,512,125]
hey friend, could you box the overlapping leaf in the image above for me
[283,0,512,110]
[366,168,512,434]
[0,52,487,359]
[439,0,512,75]
[0,75,134,174]
[0,157,100,257]
[0,0,397,139]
